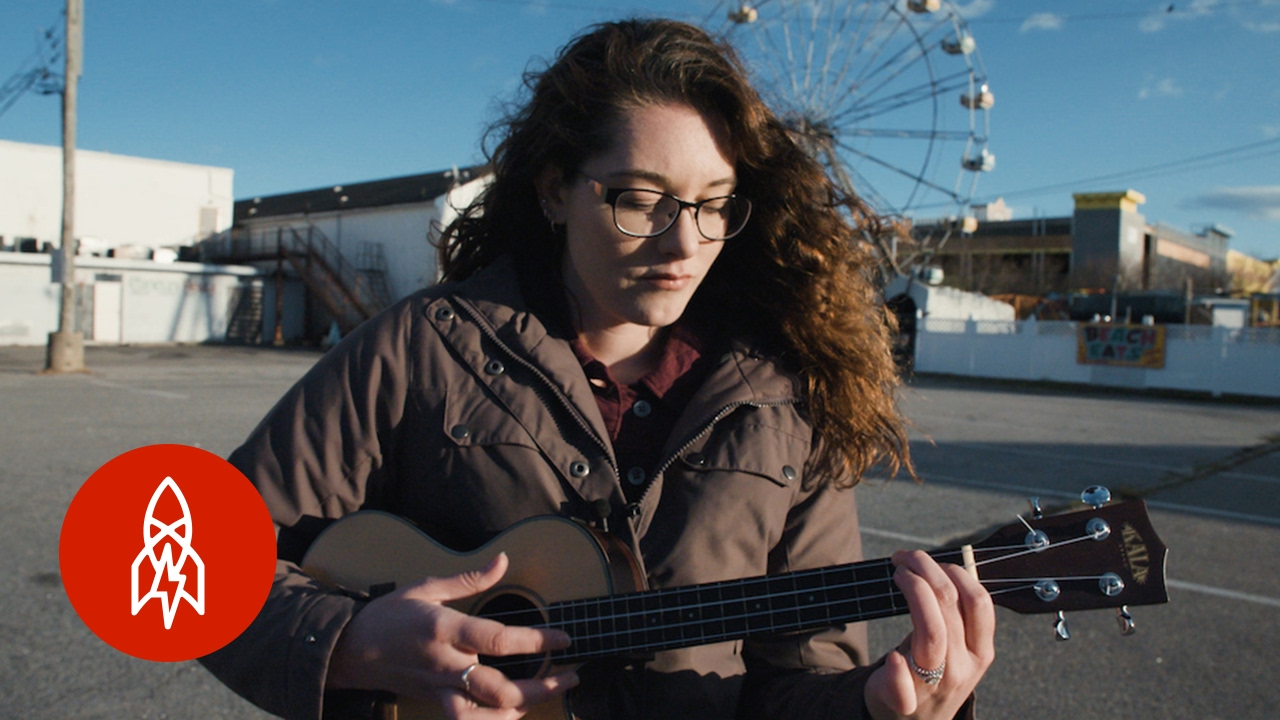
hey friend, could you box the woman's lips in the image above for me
[637,272,692,290]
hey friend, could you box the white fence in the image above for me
[914,318,1280,399]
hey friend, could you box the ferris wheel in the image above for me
[710,0,994,269]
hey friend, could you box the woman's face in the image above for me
[544,103,737,336]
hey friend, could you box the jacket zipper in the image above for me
[637,396,798,510]
[451,297,619,479]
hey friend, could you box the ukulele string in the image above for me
[476,533,1099,639]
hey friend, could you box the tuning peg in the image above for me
[1116,606,1136,636]
[1081,486,1111,509]
[1028,496,1044,520]
[1054,611,1070,641]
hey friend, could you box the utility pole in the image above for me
[46,0,85,373]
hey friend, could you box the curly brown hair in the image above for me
[438,18,909,487]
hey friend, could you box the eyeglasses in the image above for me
[582,175,752,241]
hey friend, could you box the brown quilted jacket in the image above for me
[200,257,907,720]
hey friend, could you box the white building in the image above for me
[205,166,489,342]
[0,139,234,255]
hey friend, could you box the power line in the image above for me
[967,0,1279,25]
[970,135,1280,204]
[0,11,65,121]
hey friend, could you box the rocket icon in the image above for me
[131,477,205,629]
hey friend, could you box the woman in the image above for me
[202,18,993,720]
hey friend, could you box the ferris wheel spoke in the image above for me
[816,1,874,113]
[838,140,964,204]
[836,68,969,124]
[842,128,971,140]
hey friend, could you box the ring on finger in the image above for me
[906,651,945,686]
[460,663,479,695]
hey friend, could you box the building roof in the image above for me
[233,164,489,224]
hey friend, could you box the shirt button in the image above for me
[626,467,646,485]
[450,424,470,440]
[569,461,590,478]
[632,400,652,418]
[782,465,798,481]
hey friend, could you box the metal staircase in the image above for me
[225,281,264,344]
[200,225,393,336]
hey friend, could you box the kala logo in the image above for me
[1121,522,1150,585]
[130,477,206,629]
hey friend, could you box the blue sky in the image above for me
[2,0,1278,258]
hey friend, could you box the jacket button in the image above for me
[685,452,707,468]
[305,634,317,644]
[484,359,505,375]
[782,465,798,481]
[450,424,471,440]
[569,461,590,478]
[632,400,652,418]
[626,503,642,518]
[434,306,455,322]
[626,467,646,485]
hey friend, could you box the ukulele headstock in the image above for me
[972,489,1168,616]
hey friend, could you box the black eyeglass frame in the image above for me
[581,175,753,242]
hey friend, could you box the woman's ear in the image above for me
[534,166,567,224]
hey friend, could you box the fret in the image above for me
[624,593,644,651]
[794,568,830,625]
[852,560,897,620]
[586,597,602,656]
[673,588,702,643]
[765,575,800,631]
[697,584,726,640]
[720,580,747,636]
[642,592,663,648]
[742,577,773,633]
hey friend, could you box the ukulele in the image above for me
[302,486,1168,720]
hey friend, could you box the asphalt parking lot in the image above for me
[1,344,1277,719]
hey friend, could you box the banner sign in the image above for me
[1077,324,1167,368]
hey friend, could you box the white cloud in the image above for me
[1138,77,1184,100]
[1263,125,1280,139]
[1019,13,1064,32]
[1244,20,1280,32]
[1188,187,1280,222]
[953,0,997,19]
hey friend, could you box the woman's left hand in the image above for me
[864,550,995,720]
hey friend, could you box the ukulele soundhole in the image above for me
[474,589,550,680]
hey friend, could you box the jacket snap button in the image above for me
[632,400,652,418]
[450,424,471,440]
[782,465,797,481]
[685,452,707,468]
[305,634,317,644]
[569,461,590,478]
[434,306,455,322]
[626,467,646,485]
[484,359,505,375]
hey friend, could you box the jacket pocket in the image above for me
[441,388,539,449]
[674,419,810,488]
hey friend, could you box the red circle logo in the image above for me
[59,444,276,662]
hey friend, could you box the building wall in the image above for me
[0,140,233,253]
[0,253,257,346]
[234,174,489,301]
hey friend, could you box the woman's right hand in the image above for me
[326,552,578,719]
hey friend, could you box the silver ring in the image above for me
[906,651,945,686]
[460,663,479,695]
